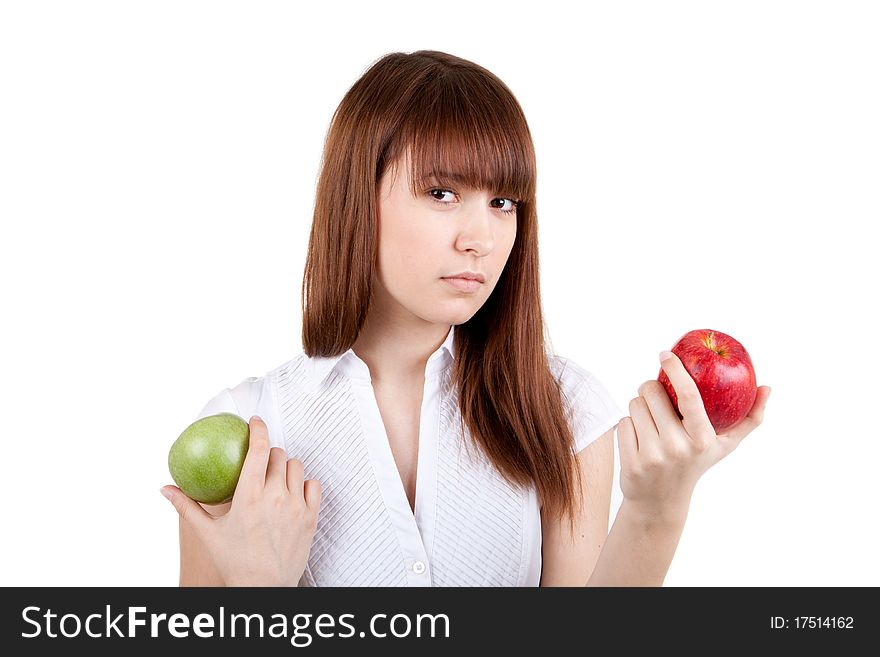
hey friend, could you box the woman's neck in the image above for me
[352,317,451,386]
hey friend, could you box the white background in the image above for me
[2,0,877,587]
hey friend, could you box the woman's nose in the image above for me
[456,207,496,254]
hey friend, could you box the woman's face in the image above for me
[373,150,519,326]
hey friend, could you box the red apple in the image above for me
[657,329,757,433]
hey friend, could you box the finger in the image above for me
[658,351,716,444]
[639,379,707,451]
[616,416,638,470]
[160,485,213,540]
[629,396,660,458]
[285,457,305,499]
[303,479,323,515]
[235,416,271,494]
[265,447,289,491]
[721,385,771,445]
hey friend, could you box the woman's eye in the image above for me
[491,198,520,214]
[429,189,455,203]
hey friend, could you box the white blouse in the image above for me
[193,325,626,587]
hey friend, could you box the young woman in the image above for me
[161,50,771,587]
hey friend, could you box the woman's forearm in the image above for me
[585,496,691,587]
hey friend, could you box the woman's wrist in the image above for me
[622,490,693,529]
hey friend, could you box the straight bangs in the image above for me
[384,73,536,207]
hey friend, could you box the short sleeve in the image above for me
[194,387,239,420]
[552,356,628,531]
[193,375,285,450]
[551,356,627,454]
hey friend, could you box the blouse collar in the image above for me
[304,324,456,391]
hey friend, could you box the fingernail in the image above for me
[160,487,173,501]
[252,415,263,423]
[659,350,674,363]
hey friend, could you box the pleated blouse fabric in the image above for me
[193,325,626,587]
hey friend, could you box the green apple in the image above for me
[168,412,249,505]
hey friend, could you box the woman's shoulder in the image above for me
[548,353,602,394]
[548,353,626,446]
[193,353,309,450]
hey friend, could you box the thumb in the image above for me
[160,486,213,538]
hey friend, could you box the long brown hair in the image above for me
[301,50,586,536]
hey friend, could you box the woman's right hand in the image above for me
[161,416,322,587]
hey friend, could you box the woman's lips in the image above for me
[442,277,483,293]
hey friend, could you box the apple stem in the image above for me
[702,330,729,357]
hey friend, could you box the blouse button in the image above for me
[412,560,426,574]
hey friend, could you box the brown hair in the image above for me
[301,50,585,536]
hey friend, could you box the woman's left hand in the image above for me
[617,351,771,518]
